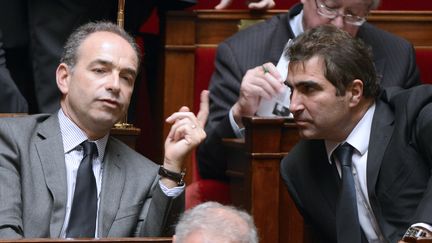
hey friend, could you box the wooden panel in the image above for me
[368,11,432,48]
[111,127,141,150]
[162,13,196,183]
[190,10,432,48]
[0,113,28,118]
[224,117,312,243]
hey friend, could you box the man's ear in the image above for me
[348,79,364,107]
[56,63,71,95]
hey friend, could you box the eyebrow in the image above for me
[293,80,322,90]
[90,59,138,78]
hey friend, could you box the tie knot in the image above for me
[82,141,98,158]
[334,143,354,167]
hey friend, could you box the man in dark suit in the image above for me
[280,25,432,242]
[197,0,421,181]
[0,21,208,238]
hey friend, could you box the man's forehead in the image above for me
[323,0,373,8]
[77,31,138,65]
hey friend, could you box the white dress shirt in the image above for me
[325,104,385,242]
[57,109,183,238]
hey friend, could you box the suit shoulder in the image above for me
[360,23,412,48]
[223,13,289,47]
[281,140,326,170]
[0,114,51,133]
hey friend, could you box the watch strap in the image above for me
[403,227,429,240]
[158,165,185,186]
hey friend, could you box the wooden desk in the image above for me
[0,238,171,243]
[223,117,318,243]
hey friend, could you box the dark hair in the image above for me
[60,21,141,68]
[286,25,380,99]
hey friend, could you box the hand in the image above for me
[232,62,284,127]
[215,0,275,10]
[162,90,209,175]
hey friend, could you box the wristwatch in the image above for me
[158,165,185,186]
[402,227,429,240]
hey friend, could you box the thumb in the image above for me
[248,0,275,9]
[197,90,209,128]
[215,0,232,9]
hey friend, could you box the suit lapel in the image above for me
[312,140,340,213]
[267,7,298,65]
[34,115,68,237]
[357,24,386,85]
[98,139,125,237]
[367,100,394,196]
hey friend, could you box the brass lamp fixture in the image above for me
[114,0,132,128]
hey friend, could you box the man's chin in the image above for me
[297,129,317,139]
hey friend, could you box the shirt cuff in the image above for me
[412,223,432,232]
[159,180,185,197]
[229,107,245,138]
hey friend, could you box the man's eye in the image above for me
[121,75,134,84]
[93,68,106,74]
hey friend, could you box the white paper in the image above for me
[256,40,292,118]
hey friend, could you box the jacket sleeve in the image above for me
[139,178,185,237]
[196,41,245,181]
[0,120,24,238]
[413,102,432,224]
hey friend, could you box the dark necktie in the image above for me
[66,141,98,238]
[334,143,362,243]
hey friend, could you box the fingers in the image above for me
[215,0,232,9]
[242,62,285,98]
[165,91,208,144]
[248,0,275,9]
[262,62,282,82]
[197,90,209,128]
[168,117,206,144]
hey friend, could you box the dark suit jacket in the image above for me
[0,114,184,238]
[197,3,421,181]
[280,85,432,242]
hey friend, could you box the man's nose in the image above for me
[289,91,304,115]
[106,73,121,93]
[330,15,345,29]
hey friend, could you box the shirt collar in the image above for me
[289,9,304,37]
[57,109,109,160]
[325,103,376,163]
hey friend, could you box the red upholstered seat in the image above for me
[416,48,432,84]
[186,47,231,209]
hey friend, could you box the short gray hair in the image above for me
[175,202,258,243]
[60,21,141,68]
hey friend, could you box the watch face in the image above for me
[403,227,427,239]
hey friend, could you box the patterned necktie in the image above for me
[66,141,98,238]
[334,143,362,243]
